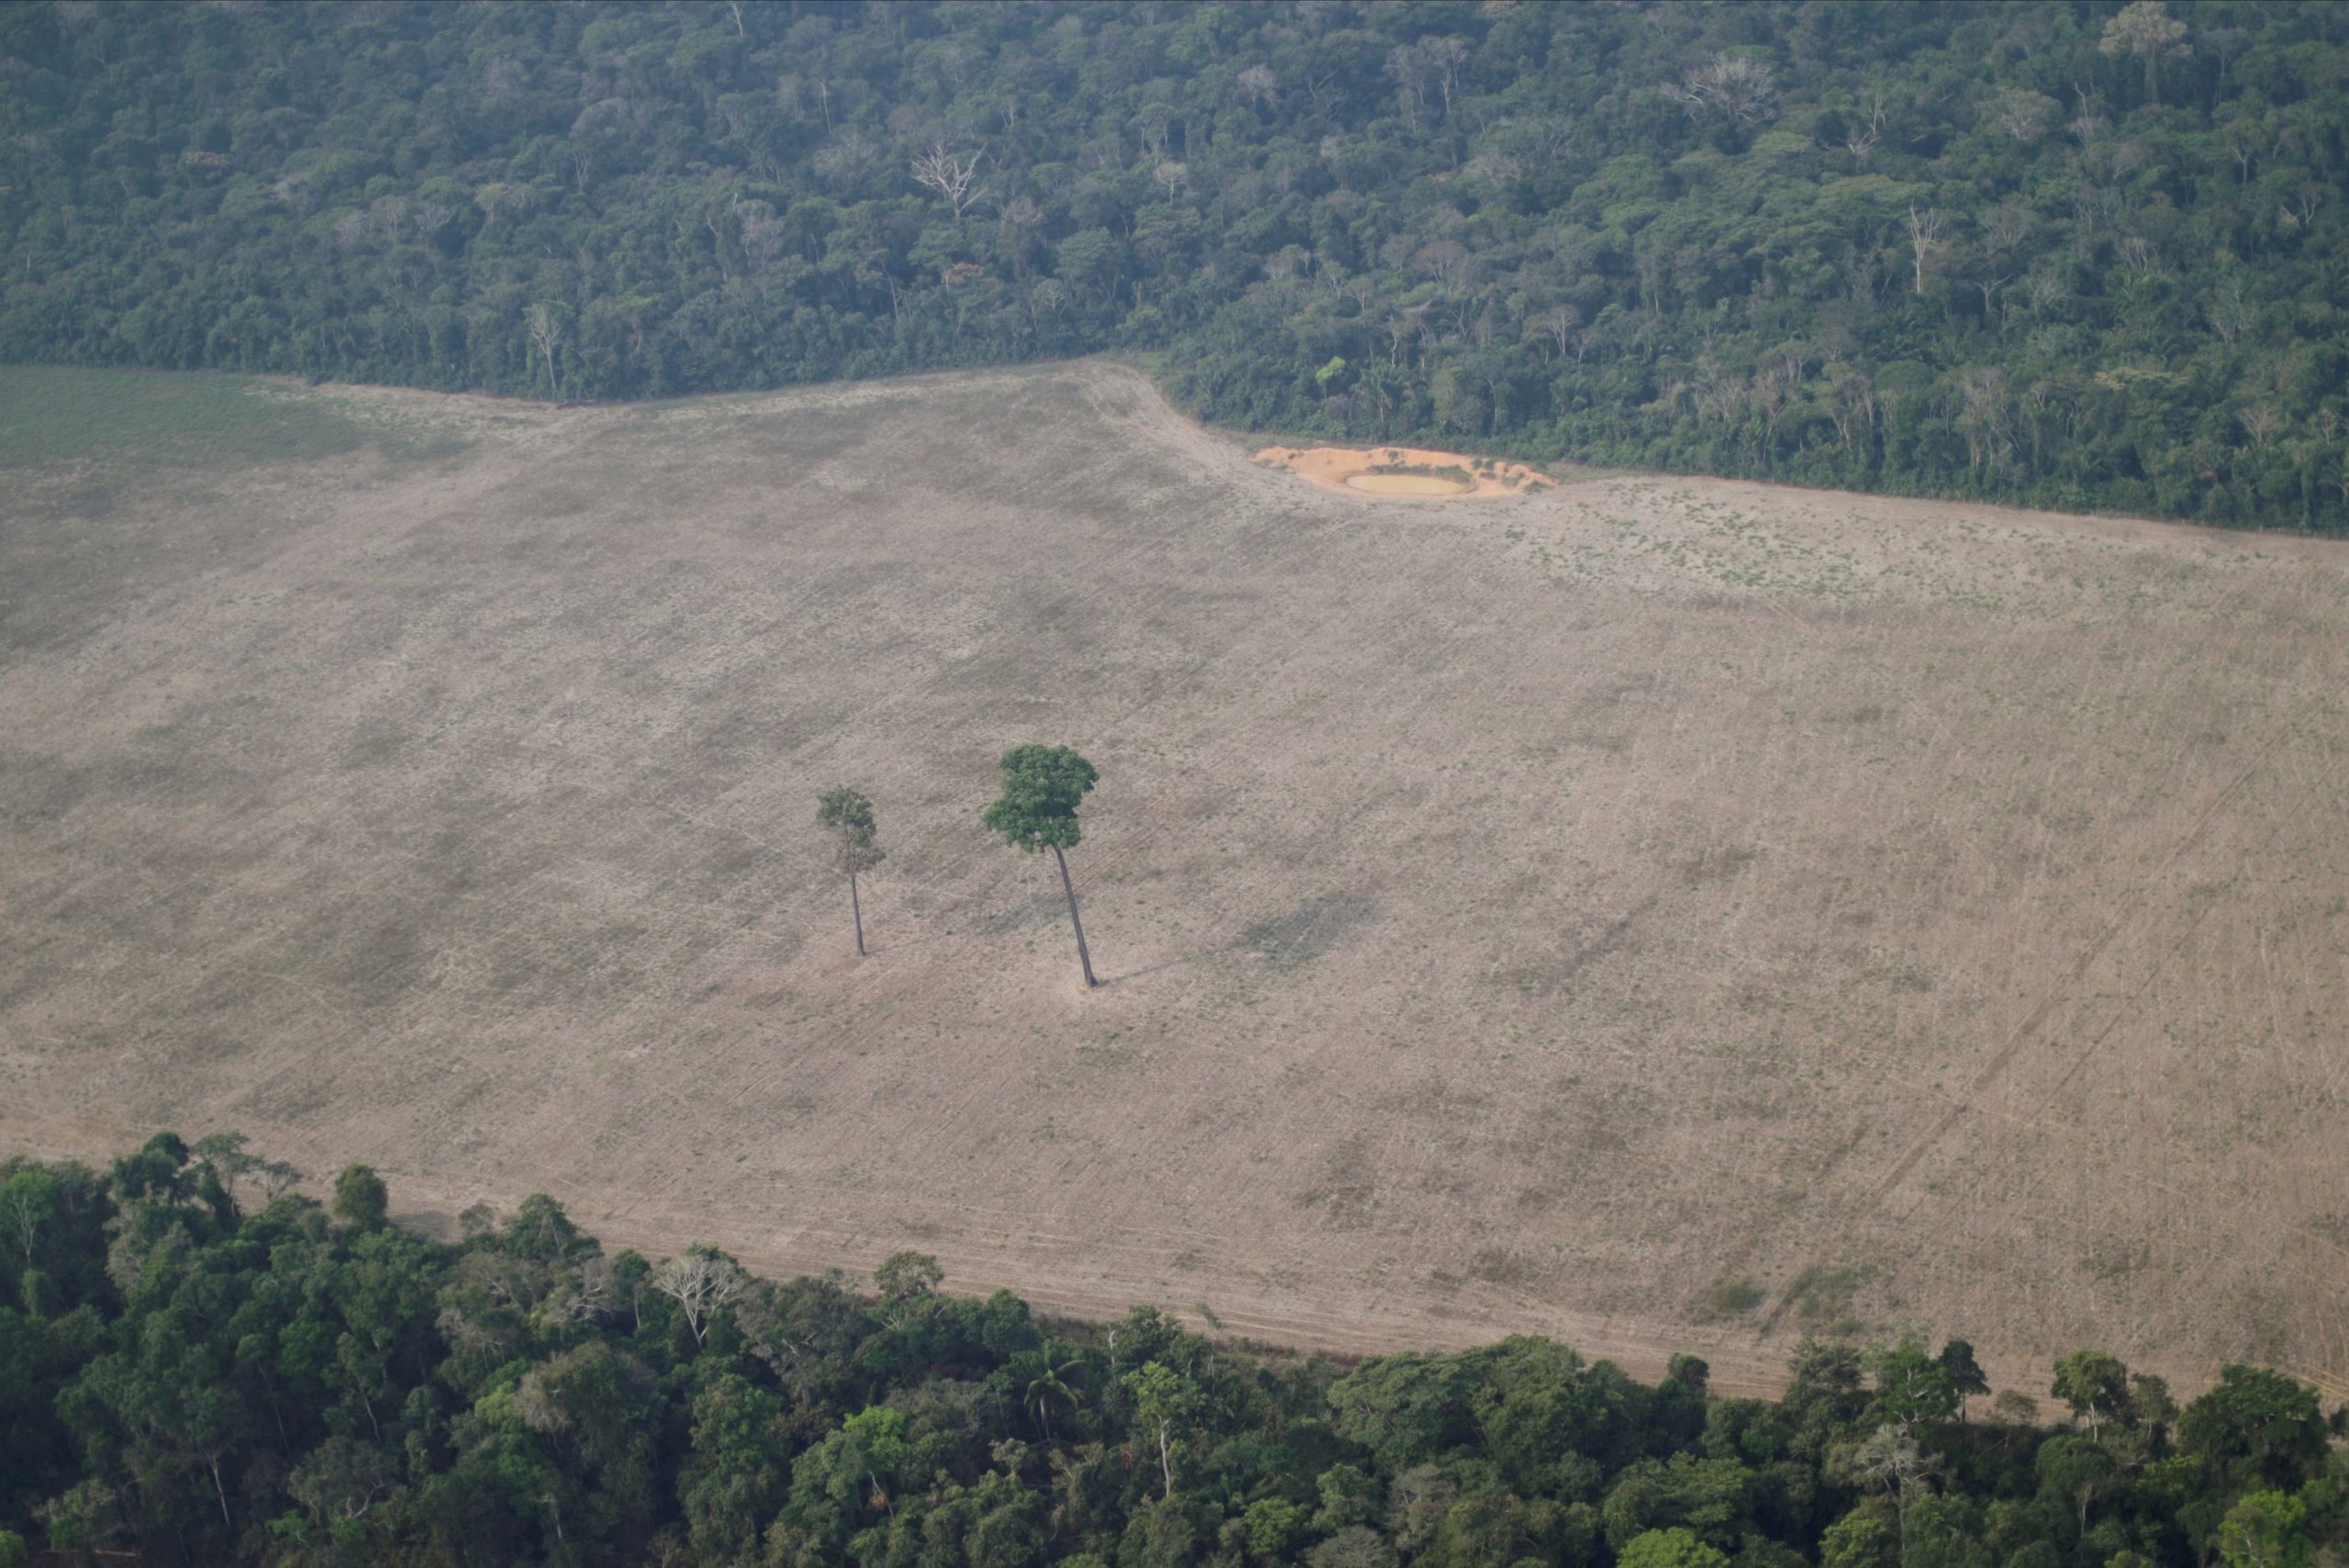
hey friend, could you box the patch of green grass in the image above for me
[0,365,368,468]
[1695,1274,1764,1322]
[1781,1263,1870,1334]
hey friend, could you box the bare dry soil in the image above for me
[4,361,2345,1402]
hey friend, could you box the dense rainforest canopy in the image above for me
[3,1,2348,529]
[1,1137,2344,1568]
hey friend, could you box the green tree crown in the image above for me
[330,1165,388,1229]
[816,786,885,875]
[981,745,1098,853]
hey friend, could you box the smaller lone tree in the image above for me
[331,1164,389,1229]
[816,786,885,957]
[1938,1339,1990,1421]
[982,744,1100,987]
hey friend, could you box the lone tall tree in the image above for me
[816,786,885,957]
[982,744,1100,987]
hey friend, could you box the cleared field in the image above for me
[3,361,2345,1401]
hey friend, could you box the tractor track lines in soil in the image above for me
[10,360,2349,1396]
[1756,712,2290,1340]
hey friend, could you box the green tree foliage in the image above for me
[1621,1524,1734,1568]
[2218,1490,2316,1568]
[4,1135,2347,1568]
[330,1162,389,1229]
[983,743,1102,987]
[1866,1333,1962,1431]
[1938,1338,1992,1414]
[2177,1364,2331,1490]
[1122,1360,1204,1499]
[2053,1348,2134,1438]
[816,784,885,958]
[3,3,2346,530]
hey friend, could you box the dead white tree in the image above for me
[2114,233,2165,278]
[1533,303,1583,362]
[1385,46,1430,132]
[1672,53,1778,124]
[1422,36,1470,118]
[651,1249,747,1346]
[1992,87,2061,142]
[909,140,985,218]
[525,303,562,397]
[1855,1423,1935,1548]
[2237,406,2285,449]
[2,1182,45,1270]
[1905,204,1944,295]
[1824,365,1879,452]
[2204,275,2251,344]
[1845,90,1887,160]
[1752,358,1800,450]
[1980,198,2033,255]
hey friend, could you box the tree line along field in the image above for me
[10,1138,2338,1568]
[2,360,2346,1407]
[6,1,2349,530]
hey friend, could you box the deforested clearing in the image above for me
[3,361,2344,1401]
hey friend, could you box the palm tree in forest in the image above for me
[1014,1345,1084,1442]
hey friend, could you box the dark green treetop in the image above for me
[981,745,1097,853]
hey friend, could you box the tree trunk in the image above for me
[1157,1420,1174,1499]
[1052,843,1097,987]
[850,870,865,957]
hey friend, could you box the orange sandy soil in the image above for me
[1254,443,1555,497]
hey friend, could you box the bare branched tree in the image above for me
[1980,198,2033,255]
[738,200,787,275]
[1672,54,1778,124]
[525,303,563,397]
[2099,0,2190,104]
[1533,303,1583,362]
[1991,87,2061,142]
[2114,233,2165,278]
[651,1248,748,1346]
[2,1182,45,1269]
[1385,46,1430,132]
[810,130,882,195]
[1905,204,1945,295]
[910,140,986,218]
[1422,37,1470,118]
[2237,405,2284,449]
[1845,90,1887,160]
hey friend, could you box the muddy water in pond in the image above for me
[1347,473,1472,495]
